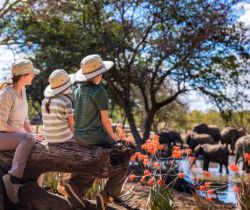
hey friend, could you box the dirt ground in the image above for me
[120,182,236,210]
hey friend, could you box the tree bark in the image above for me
[0,142,133,210]
[143,110,157,142]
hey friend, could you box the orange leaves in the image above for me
[152,134,160,142]
[130,152,149,165]
[140,176,146,183]
[205,182,212,188]
[185,148,192,155]
[158,144,164,151]
[152,162,160,169]
[129,174,136,181]
[199,185,207,191]
[147,178,154,186]
[244,153,250,165]
[207,189,215,195]
[233,185,241,193]
[172,146,185,159]
[157,178,164,186]
[206,196,213,202]
[189,156,196,161]
[141,134,164,154]
[178,172,185,179]
[143,170,151,176]
[203,171,212,177]
[244,153,250,161]
[173,146,180,150]
[172,149,183,159]
[143,158,150,166]
[229,164,239,172]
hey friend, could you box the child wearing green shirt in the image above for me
[73,54,127,210]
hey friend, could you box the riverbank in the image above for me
[122,182,236,210]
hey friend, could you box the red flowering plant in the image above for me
[128,134,192,209]
[229,162,250,210]
[190,160,250,209]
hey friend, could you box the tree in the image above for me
[0,0,22,45]
[9,0,250,149]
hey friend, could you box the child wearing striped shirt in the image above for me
[41,69,86,208]
[42,70,74,143]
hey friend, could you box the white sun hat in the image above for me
[44,69,72,97]
[74,54,114,82]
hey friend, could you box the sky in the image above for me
[0,1,249,112]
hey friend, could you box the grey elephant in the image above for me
[187,133,215,150]
[159,131,183,149]
[235,135,250,172]
[221,127,246,153]
[193,123,222,143]
[193,144,230,174]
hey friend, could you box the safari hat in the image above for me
[11,59,40,76]
[44,69,72,97]
[74,54,114,82]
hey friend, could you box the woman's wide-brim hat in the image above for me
[44,69,72,97]
[74,54,114,82]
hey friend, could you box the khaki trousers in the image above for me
[0,132,36,178]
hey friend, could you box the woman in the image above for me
[0,58,41,204]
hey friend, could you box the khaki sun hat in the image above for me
[74,54,114,82]
[44,69,72,97]
[11,58,40,76]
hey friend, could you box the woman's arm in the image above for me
[23,121,44,142]
[67,114,75,132]
[23,121,33,133]
[100,110,117,140]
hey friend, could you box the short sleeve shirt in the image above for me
[41,94,74,143]
[73,82,110,145]
[0,85,29,131]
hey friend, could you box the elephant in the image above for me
[187,133,215,150]
[159,131,183,149]
[235,135,250,172]
[221,127,246,153]
[193,123,222,143]
[193,144,230,174]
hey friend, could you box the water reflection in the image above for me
[177,156,241,204]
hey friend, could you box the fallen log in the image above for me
[0,142,133,210]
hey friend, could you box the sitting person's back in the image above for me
[41,69,87,208]
[73,54,127,210]
[42,94,73,143]
[74,54,118,148]
[74,82,116,147]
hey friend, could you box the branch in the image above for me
[0,142,133,210]
[155,89,187,109]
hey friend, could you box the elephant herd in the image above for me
[159,123,250,173]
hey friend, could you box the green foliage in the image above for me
[42,172,59,193]
[187,109,225,129]
[149,185,174,210]
[192,192,214,210]
[3,0,250,146]
[84,178,105,200]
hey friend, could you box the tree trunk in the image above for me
[0,142,133,210]
[125,109,143,151]
[143,110,156,142]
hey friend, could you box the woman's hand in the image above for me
[34,133,45,142]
